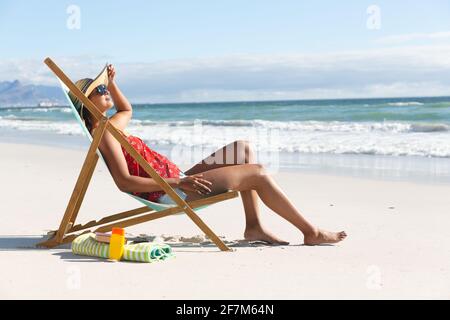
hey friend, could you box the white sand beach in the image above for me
[1,142,450,299]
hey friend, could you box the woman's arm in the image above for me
[107,64,132,131]
[98,132,181,192]
[120,175,180,193]
[99,131,212,195]
[100,65,212,196]
[121,173,212,195]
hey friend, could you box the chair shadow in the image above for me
[0,235,329,253]
[0,236,124,262]
[0,235,69,251]
[167,241,288,248]
[0,235,320,260]
[51,251,112,263]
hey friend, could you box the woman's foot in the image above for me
[304,228,347,245]
[244,226,290,245]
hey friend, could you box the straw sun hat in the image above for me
[68,63,109,122]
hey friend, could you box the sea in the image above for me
[1,96,450,183]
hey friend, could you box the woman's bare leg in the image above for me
[184,163,347,245]
[184,141,287,244]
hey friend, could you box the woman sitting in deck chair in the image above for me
[68,64,347,246]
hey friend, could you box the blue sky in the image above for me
[1,1,450,102]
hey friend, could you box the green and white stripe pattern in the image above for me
[72,233,174,263]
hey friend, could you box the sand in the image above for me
[1,142,449,299]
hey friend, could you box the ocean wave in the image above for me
[0,115,18,119]
[0,118,82,135]
[2,117,450,158]
[129,119,450,133]
[121,120,450,158]
[0,107,71,113]
[2,117,449,134]
[136,119,262,127]
[410,123,450,132]
[387,102,424,106]
[28,107,71,113]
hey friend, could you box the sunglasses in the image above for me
[92,84,109,96]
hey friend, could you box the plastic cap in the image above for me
[112,227,125,236]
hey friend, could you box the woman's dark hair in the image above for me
[68,77,99,135]
[78,104,94,135]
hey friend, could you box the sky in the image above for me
[1,0,450,102]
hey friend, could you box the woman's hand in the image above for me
[178,174,213,195]
[107,64,116,83]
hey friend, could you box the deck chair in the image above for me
[37,58,238,251]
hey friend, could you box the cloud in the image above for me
[0,55,115,86]
[1,46,450,102]
[375,31,450,45]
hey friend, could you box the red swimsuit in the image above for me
[119,130,182,202]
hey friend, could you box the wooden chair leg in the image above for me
[182,206,231,251]
[95,192,239,251]
[68,206,153,233]
[37,231,90,249]
[70,154,99,225]
[52,118,108,244]
[38,191,238,249]
[93,192,238,233]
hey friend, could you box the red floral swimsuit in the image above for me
[119,130,182,202]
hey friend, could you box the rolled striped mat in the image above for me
[71,233,174,262]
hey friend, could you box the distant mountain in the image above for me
[0,80,66,107]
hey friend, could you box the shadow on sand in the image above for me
[0,235,298,260]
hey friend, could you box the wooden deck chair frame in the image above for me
[37,57,238,251]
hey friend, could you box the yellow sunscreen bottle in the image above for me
[109,227,125,261]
